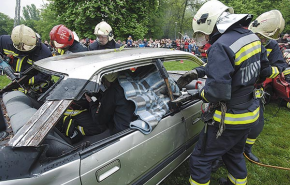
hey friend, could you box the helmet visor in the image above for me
[13,43,36,52]
[256,34,270,46]
[193,32,208,47]
[53,41,65,48]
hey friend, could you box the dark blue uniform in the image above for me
[70,81,135,136]
[245,40,288,155]
[189,26,275,185]
[0,35,52,87]
[88,40,120,50]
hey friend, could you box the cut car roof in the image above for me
[34,48,202,80]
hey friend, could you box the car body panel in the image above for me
[0,159,81,185]
[80,111,187,184]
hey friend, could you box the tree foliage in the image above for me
[220,0,290,33]
[25,0,290,41]
[0,12,14,35]
[20,4,40,35]
[35,2,61,41]
[48,0,159,41]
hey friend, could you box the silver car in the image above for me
[0,48,204,185]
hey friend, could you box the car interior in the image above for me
[0,62,202,158]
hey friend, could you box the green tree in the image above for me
[35,2,61,41]
[21,4,40,34]
[50,0,159,41]
[0,12,14,35]
[220,0,290,33]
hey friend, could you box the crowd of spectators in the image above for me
[77,36,201,54]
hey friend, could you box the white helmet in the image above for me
[192,0,234,36]
[11,24,37,52]
[248,10,285,40]
[94,21,114,41]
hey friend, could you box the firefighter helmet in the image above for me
[249,10,285,40]
[11,24,37,52]
[104,72,118,82]
[94,21,114,42]
[50,25,74,48]
[192,0,234,36]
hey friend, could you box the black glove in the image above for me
[176,69,198,89]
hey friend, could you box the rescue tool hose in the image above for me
[243,153,290,171]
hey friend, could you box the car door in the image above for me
[79,110,186,185]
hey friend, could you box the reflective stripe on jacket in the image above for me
[200,26,271,130]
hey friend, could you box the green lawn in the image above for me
[1,61,290,185]
[0,75,11,89]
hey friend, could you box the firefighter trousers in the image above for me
[245,101,264,153]
[190,124,250,184]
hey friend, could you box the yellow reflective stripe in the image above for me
[64,109,87,116]
[269,66,279,78]
[58,48,65,55]
[266,48,272,57]
[189,176,210,185]
[228,173,247,185]
[254,88,263,98]
[78,126,85,135]
[282,68,290,76]
[15,56,27,72]
[17,88,27,94]
[214,107,259,125]
[3,49,19,57]
[202,63,207,67]
[27,59,33,65]
[235,41,261,66]
[66,119,73,136]
[201,89,209,102]
[63,116,68,123]
[246,138,256,145]
[29,77,35,85]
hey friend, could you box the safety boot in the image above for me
[244,152,260,162]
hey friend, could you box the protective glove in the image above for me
[176,69,198,89]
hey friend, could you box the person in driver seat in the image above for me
[85,72,136,134]
[62,72,136,143]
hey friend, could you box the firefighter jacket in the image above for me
[56,40,88,55]
[0,35,52,85]
[88,40,120,50]
[266,40,288,73]
[198,26,275,130]
[89,81,135,132]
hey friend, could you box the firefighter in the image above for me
[49,24,87,55]
[245,10,288,162]
[88,21,120,50]
[0,24,52,96]
[176,1,277,184]
[62,72,135,143]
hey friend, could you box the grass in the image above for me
[1,61,290,184]
[0,76,11,89]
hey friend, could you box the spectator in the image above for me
[143,38,148,47]
[127,36,133,46]
[278,33,289,49]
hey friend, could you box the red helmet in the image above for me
[50,25,74,48]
